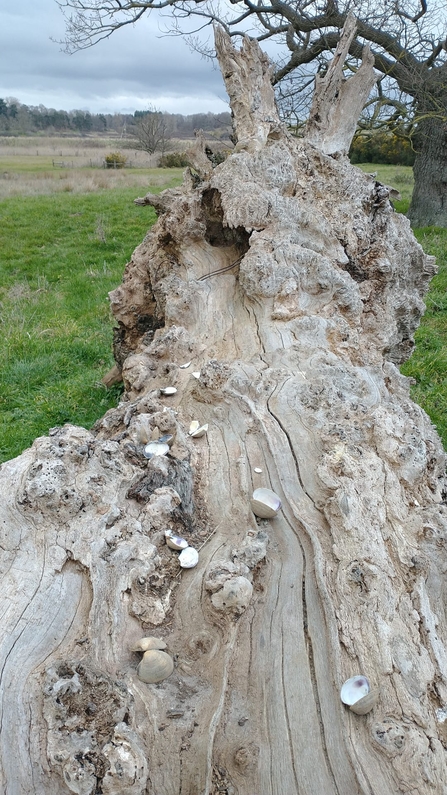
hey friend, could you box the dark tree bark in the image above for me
[408,71,447,226]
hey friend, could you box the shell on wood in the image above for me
[137,649,174,684]
[349,689,379,715]
[165,530,189,551]
[179,546,199,569]
[340,675,370,706]
[131,636,167,652]
[160,387,177,395]
[150,426,161,441]
[250,488,282,519]
[143,441,169,459]
[157,433,174,445]
[190,423,208,438]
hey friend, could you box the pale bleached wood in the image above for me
[306,12,378,155]
[1,24,446,795]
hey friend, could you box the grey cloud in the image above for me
[0,0,227,113]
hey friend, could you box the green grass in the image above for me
[0,184,165,461]
[401,228,447,445]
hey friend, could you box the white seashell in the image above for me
[189,421,200,434]
[165,530,189,551]
[143,441,169,459]
[254,467,263,473]
[349,689,379,715]
[160,387,177,395]
[179,361,191,369]
[131,636,167,652]
[192,372,201,379]
[250,488,282,519]
[178,546,199,569]
[137,649,174,684]
[340,675,370,706]
[190,423,208,438]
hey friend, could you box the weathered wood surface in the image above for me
[306,12,378,155]
[1,23,447,795]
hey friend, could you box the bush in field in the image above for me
[350,132,415,166]
[104,151,127,169]
[158,152,190,168]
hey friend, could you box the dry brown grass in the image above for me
[0,168,179,198]
[0,134,190,198]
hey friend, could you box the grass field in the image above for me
[0,168,183,461]
[0,146,446,462]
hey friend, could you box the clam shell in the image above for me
[340,675,370,706]
[160,387,177,395]
[143,441,169,459]
[178,546,199,569]
[179,361,191,369]
[192,371,201,379]
[190,423,208,438]
[349,689,379,715]
[165,530,189,551]
[137,649,174,684]
[131,636,167,652]
[189,421,200,434]
[250,488,282,519]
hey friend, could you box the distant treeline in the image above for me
[0,98,232,138]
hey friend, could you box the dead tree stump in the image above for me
[1,20,446,795]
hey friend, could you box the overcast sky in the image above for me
[0,0,229,116]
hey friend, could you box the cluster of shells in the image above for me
[164,529,199,568]
[134,383,379,714]
[131,397,380,723]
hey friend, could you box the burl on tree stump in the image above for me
[1,19,447,795]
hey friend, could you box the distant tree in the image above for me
[132,106,172,155]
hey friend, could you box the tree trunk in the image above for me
[408,76,447,228]
[2,26,447,795]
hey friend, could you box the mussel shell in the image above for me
[349,689,379,715]
[143,441,169,459]
[160,387,177,395]
[157,433,174,445]
[250,488,282,519]
[131,636,167,652]
[340,675,370,706]
[165,531,189,551]
[137,649,174,684]
[179,546,199,569]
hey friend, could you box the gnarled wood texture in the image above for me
[1,23,447,795]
